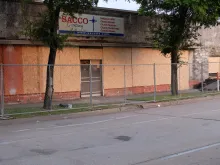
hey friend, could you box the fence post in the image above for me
[179,64,181,97]
[0,64,4,118]
[153,63,156,102]
[217,72,219,92]
[201,62,204,92]
[189,63,191,89]
[89,63,93,108]
[124,65,126,104]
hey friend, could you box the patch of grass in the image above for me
[4,103,116,119]
[127,92,220,102]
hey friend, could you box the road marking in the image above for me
[182,109,220,117]
[10,114,139,133]
[8,108,220,133]
[4,108,220,145]
[11,129,30,133]
[116,115,139,119]
[133,116,177,125]
[132,141,220,165]
[162,141,220,160]
[0,116,174,146]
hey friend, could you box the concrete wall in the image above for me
[0,1,156,46]
[192,26,220,80]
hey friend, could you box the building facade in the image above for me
[0,1,195,103]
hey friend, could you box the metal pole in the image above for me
[48,65,52,110]
[201,62,204,92]
[153,63,156,102]
[0,64,4,117]
[217,80,219,92]
[124,65,126,104]
[179,64,181,97]
[189,63,191,89]
[217,72,219,92]
[89,64,93,107]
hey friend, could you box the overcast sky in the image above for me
[37,0,140,11]
[98,0,140,11]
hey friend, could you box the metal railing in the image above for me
[0,62,220,118]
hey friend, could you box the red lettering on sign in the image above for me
[78,18,82,24]
[62,16,67,22]
[83,18,88,24]
[72,17,77,23]
[67,17,72,23]
[61,15,89,24]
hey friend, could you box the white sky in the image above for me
[98,0,140,11]
[37,0,140,11]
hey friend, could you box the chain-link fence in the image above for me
[1,62,220,118]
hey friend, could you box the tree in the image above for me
[136,0,220,95]
[22,0,94,109]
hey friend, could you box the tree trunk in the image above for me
[171,49,179,95]
[43,47,57,110]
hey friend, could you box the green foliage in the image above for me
[22,0,93,49]
[136,0,220,57]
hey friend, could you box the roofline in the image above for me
[30,1,139,14]
[94,7,138,14]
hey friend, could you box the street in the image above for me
[1,99,220,165]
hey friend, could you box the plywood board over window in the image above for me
[80,48,103,60]
[209,57,220,74]
[103,47,132,89]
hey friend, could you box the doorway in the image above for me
[80,60,102,97]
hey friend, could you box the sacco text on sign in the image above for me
[59,12,124,37]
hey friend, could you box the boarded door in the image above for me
[80,60,102,97]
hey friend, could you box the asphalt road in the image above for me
[1,99,220,165]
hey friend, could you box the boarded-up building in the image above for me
[0,1,190,103]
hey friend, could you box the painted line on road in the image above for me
[11,129,31,133]
[0,116,175,146]
[162,141,220,160]
[132,141,220,165]
[8,108,220,133]
[1,108,212,146]
[4,108,220,145]
[182,108,220,117]
[38,114,139,130]
[10,114,139,133]
[133,116,177,125]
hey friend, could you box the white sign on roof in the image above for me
[59,12,124,37]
